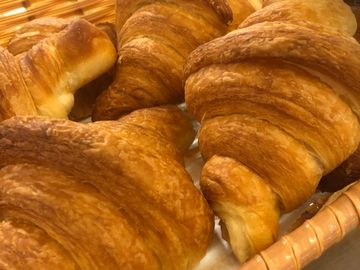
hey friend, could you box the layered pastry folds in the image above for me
[0,47,37,121]
[185,0,360,263]
[0,106,213,270]
[20,19,116,118]
[93,0,262,120]
[0,18,117,121]
[7,18,117,121]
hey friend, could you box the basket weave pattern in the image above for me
[0,0,115,47]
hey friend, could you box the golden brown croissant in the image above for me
[7,18,117,121]
[0,18,117,121]
[0,106,212,270]
[320,2,360,191]
[185,0,360,263]
[92,0,261,121]
[19,18,116,118]
[68,21,117,121]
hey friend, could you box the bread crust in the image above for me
[0,47,37,121]
[185,1,360,262]
[0,106,212,270]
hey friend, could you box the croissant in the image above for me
[184,0,360,263]
[92,0,262,121]
[0,105,213,270]
[7,18,117,121]
[0,18,117,121]
[305,0,360,192]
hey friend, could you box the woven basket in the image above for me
[0,0,115,47]
[239,181,360,270]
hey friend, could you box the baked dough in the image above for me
[185,0,360,263]
[0,47,37,121]
[93,0,259,120]
[0,106,212,270]
[19,19,116,118]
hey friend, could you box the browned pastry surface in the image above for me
[185,0,360,263]
[0,218,77,270]
[241,0,357,35]
[7,18,117,121]
[7,17,70,56]
[68,22,117,120]
[0,164,152,269]
[19,19,116,118]
[118,105,195,154]
[185,22,360,116]
[0,106,212,270]
[95,22,117,47]
[0,47,37,121]
[6,18,117,121]
[93,0,259,121]
[201,155,279,262]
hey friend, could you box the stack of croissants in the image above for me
[0,0,360,269]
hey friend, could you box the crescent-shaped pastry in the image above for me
[185,0,360,263]
[0,106,212,270]
[92,0,261,121]
[19,18,117,118]
[7,18,117,121]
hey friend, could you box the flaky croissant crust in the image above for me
[185,1,360,262]
[20,19,117,118]
[93,0,259,120]
[0,47,37,121]
[0,18,117,121]
[93,0,229,120]
[185,22,360,109]
[0,106,213,270]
